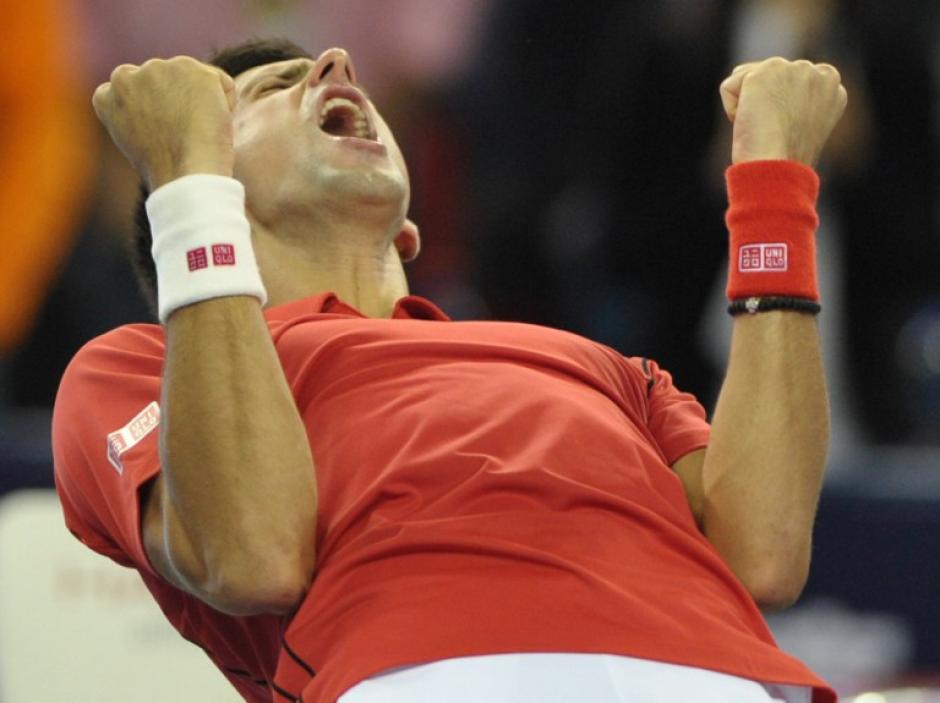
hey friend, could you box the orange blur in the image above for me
[0,2,94,354]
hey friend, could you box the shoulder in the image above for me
[66,323,165,369]
[55,322,164,438]
[57,324,164,399]
[52,323,166,568]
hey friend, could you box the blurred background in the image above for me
[1,0,938,700]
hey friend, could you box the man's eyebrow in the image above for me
[240,59,374,101]
[242,61,311,96]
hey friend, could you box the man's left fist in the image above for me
[720,58,848,166]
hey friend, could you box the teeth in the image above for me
[353,117,369,138]
[320,97,363,120]
[319,97,371,138]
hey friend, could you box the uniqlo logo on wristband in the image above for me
[187,247,208,271]
[212,243,236,266]
[739,243,788,272]
[186,244,237,271]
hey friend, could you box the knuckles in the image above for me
[726,57,847,118]
[106,56,216,91]
[733,57,844,90]
[140,55,204,72]
[815,63,841,81]
[94,55,218,130]
[726,56,842,83]
[109,63,136,83]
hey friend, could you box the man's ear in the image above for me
[394,219,421,262]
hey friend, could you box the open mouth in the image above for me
[317,87,377,141]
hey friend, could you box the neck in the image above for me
[251,212,410,319]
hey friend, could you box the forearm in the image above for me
[701,310,828,608]
[160,296,317,612]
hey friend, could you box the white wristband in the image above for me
[146,174,267,324]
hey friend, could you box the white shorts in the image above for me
[338,652,812,703]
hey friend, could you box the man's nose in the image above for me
[311,48,358,85]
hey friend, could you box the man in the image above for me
[53,38,844,702]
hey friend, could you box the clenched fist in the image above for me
[720,58,848,166]
[93,57,237,190]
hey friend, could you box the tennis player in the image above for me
[54,39,844,702]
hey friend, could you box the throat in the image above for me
[253,222,408,317]
[321,109,354,136]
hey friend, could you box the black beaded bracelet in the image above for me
[727,296,821,316]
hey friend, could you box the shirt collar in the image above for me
[263,291,450,323]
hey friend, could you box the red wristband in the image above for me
[725,160,821,302]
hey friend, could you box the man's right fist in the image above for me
[93,57,237,190]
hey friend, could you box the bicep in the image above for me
[671,448,706,530]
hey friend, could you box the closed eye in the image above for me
[257,82,288,96]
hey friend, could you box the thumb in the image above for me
[719,73,744,123]
[719,62,755,122]
[216,70,236,112]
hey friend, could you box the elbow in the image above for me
[203,565,311,616]
[736,558,809,612]
[703,513,813,612]
[172,546,315,617]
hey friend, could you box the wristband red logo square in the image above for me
[739,243,788,272]
[187,247,208,271]
[212,243,236,266]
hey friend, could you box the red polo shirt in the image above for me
[53,292,836,703]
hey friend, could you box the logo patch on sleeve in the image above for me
[106,401,161,474]
[738,243,788,272]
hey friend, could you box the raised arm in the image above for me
[93,58,317,616]
[675,59,847,611]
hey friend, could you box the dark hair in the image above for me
[131,38,313,314]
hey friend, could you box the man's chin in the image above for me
[315,164,408,209]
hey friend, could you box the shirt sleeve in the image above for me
[635,357,711,465]
[52,324,165,575]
